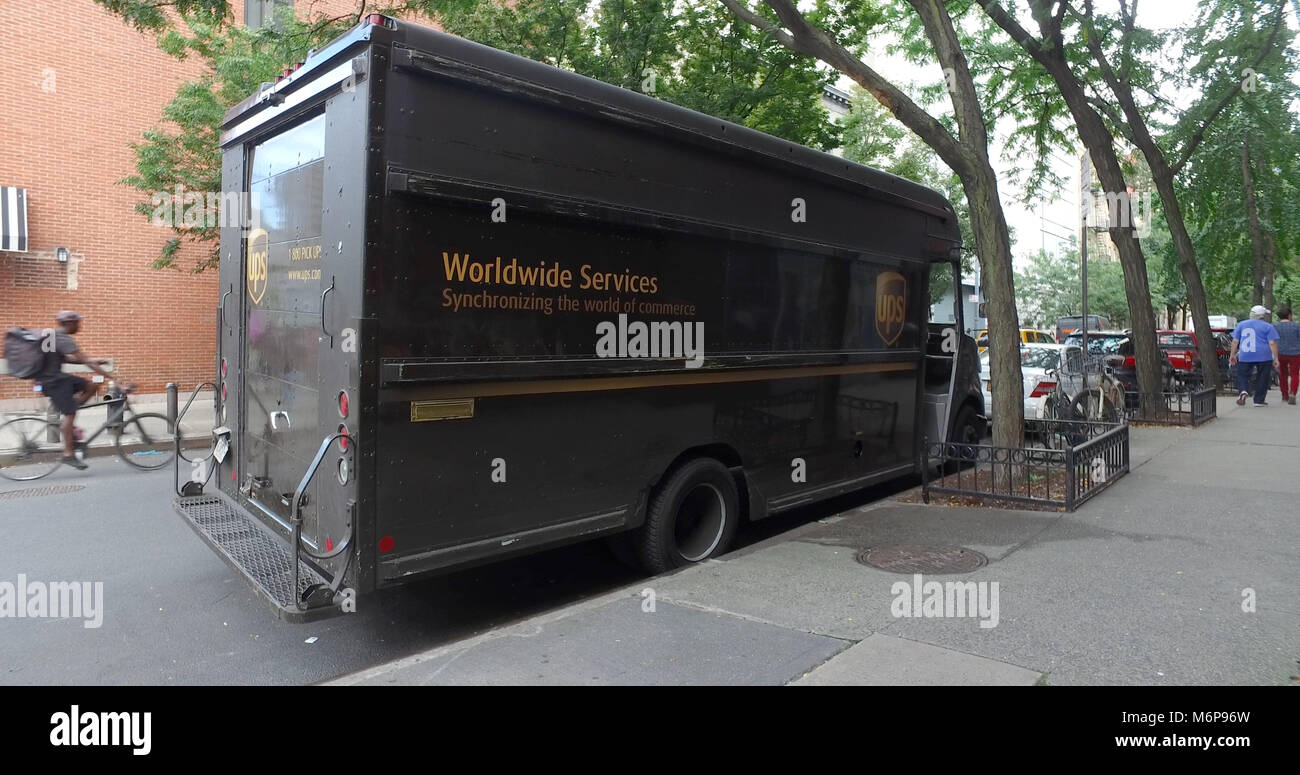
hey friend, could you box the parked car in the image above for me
[1157,330,1202,385]
[1055,314,1113,342]
[975,328,1057,353]
[1061,329,1130,354]
[980,343,1090,426]
[1064,330,1187,396]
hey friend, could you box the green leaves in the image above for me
[109,7,359,270]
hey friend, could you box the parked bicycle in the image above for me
[0,383,174,480]
[1038,354,1125,449]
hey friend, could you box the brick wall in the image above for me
[0,0,421,399]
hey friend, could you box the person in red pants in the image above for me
[1275,306,1300,405]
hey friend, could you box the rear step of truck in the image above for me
[173,492,341,623]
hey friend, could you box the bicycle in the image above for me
[1039,353,1124,449]
[0,382,175,480]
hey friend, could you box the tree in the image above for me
[101,0,843,269]
[720,0,1029,449]
[1072,0,1293,386]
[974,0,1165,407]
[1180,75,1300,317]
[1015,245,1129,326]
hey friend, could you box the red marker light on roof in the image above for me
[368,13,385,25]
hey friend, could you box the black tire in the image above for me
[635,457,740,574]
[0,417,64,481]
[115,413,176,470]
[1070,388,1119,423]
[940,404,983,474]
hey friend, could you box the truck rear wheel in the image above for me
[636,458,739,574]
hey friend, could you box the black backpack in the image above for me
[4,327,47,380]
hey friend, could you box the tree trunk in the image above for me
[721,0,1027,448]
[962,166,1024,450]
[1243,134,1267,307]
[976,0,1165,406]
[1056,90,1165,404]
[1149,169,1220,385]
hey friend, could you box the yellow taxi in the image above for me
[976,328,1057,353]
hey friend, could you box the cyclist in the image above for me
[35,311,116,470]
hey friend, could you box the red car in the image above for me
[1157,330,1201,376]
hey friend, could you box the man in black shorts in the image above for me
[37,311,115,470]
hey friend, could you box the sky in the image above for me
[838,0,1300,273]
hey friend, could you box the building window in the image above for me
[247,0,294,30]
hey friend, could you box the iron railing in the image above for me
[921,418,1129,511]
[1123,387,1216,426]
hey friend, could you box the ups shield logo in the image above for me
[246,228,269,305]
[875,271,907,346]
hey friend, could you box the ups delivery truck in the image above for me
[173,14,983,621]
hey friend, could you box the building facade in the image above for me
[0,0,364,400]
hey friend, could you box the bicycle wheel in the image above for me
[0,417,65,481]
[1040,393,1080,450]
[115,413,175,470]
[1071,388,1119,424]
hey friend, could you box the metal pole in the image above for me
[166,382,178,434]
[1080,152,1090,383]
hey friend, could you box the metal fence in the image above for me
[1124,387,1217,426]
[921,418,1130,511]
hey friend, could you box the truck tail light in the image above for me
[1029,380,1056,398]
[220,358,228,379]
[337,423,350,451]
[221,382,227,401]
[338,390,349,418]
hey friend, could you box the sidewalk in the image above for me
[0,389,216,450]
[332,395,1298,686]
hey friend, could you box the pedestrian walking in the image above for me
[1229,305,1280,407]
[1275,306,1300,405]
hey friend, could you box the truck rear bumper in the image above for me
[173,490,343,623]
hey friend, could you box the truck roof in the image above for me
[222,16,960,239]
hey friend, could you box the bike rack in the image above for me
[290,432,355,610]
[173,382,219,497]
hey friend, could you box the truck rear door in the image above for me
[240,114,326,537]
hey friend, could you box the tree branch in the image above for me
[718,0,969,169]
[1170,0,1289,175]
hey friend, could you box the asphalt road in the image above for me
[0,455,911,685]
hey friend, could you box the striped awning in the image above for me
[1,186,29,252]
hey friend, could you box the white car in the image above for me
[980,343,1089,426]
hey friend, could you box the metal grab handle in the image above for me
[270,410,291,430]
[320,276,336,347]
[219,286,233,328]
[173,382,218,496]
[290,432,355,610]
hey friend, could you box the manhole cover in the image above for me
[0,484,86,500]
[856,545,988,574]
